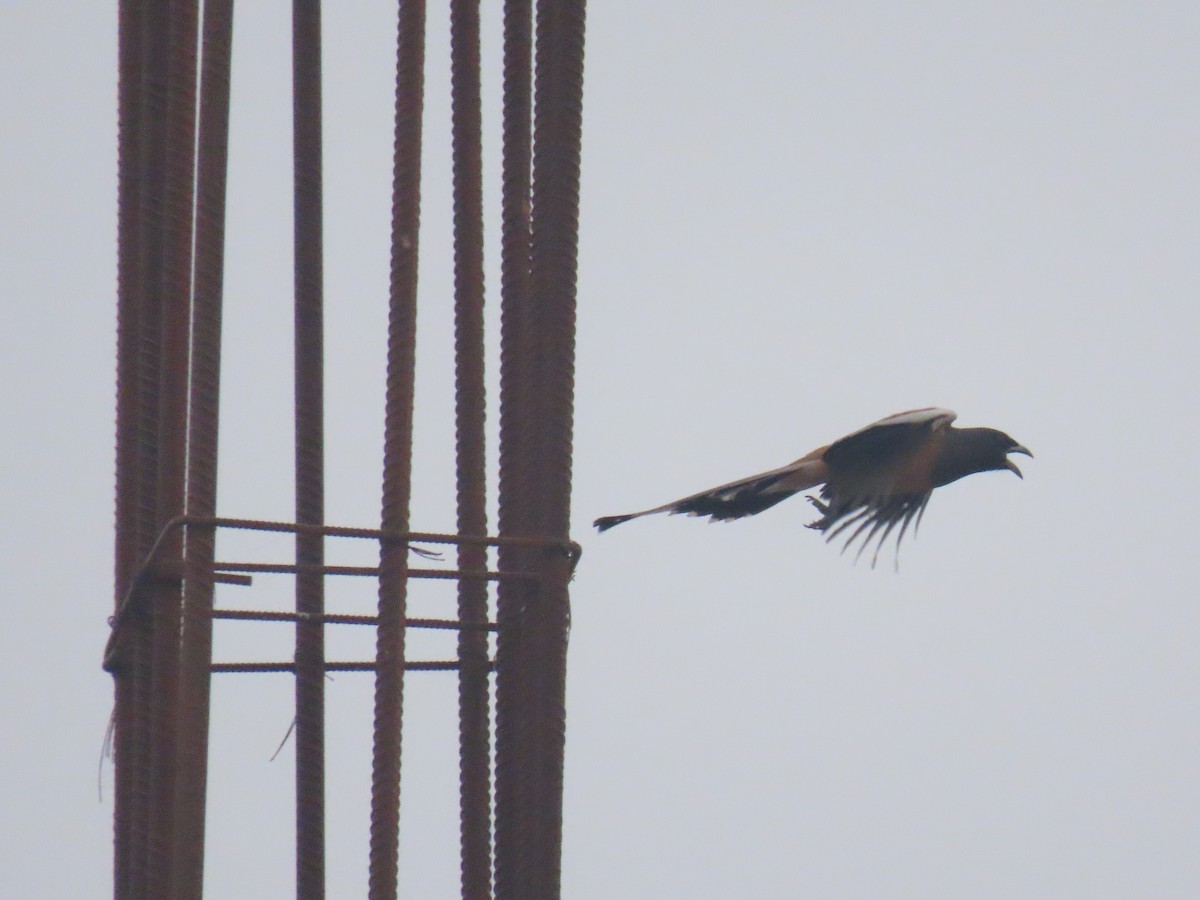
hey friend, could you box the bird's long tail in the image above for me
[594,513,639,533]
[593,455,829,532]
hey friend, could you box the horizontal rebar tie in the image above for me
[214,609,496,631]
[103,514,581,673]
[158,560,542,582]
[211,660,492,674]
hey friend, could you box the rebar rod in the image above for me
[521,0,588,894]
[169,0,233,897]
[449,0,493,896]
[291,3,328,897]
[494,0,534,893]
[113,3,149,894]
[369,1,426,896]
[147,1,199,894]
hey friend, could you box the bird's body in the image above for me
[593,408,1030,564]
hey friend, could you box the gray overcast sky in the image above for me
[3,2,1199,897]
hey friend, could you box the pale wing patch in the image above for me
[852,407,956,435]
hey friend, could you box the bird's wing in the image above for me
[809,408,956,565]
[594,450,829,532]
[822,407,956,476]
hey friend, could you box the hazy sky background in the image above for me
[3,3,1199,897]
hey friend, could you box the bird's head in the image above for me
[934,427,1033,486]
[975,428,1033,478]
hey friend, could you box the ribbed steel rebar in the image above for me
[169,1,233,897]
[529,0,586,536]
[126,7,174,896]
[142,1,198,894]
[155,3,201,890]
[494,0,534,894]
[369,1,426,896]
[292,3,328,897]
[524,0,588,894]
[113,3,148,895]
[449,0,493,896]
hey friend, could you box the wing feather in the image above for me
[822,407,955,474]
[805,491,931,568]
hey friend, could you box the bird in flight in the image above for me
[593,408,1031,565]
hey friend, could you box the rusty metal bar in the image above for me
[213,661,487,674]
[449,0,493,894]
[369,1,426,896]
[147,1,200,895]
[206,561,537,582]
[520,0,589,895]
[113,3,152,896]
[128,3,174,895]
[291,3,328,897]
[216,572,255,587]
[530,0,586,526]
[140,513,574,549]
[494,0,534,894]
[170,1,233,897]
[215,610,497,631]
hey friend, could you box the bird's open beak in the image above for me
[1004,444,1032,478]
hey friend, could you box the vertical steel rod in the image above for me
[369,1,426,897]
[494,0,534,894]
[147,1,200,895]
[449,1,493,897]
[170,1,233,897]
[292,3,328,898]
[130,6,172,895]
[524,0,588,895]
[113,3,148,896]
[529,0,586,533]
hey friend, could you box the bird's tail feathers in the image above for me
[594,513,639,533]
[593,456,828,532]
